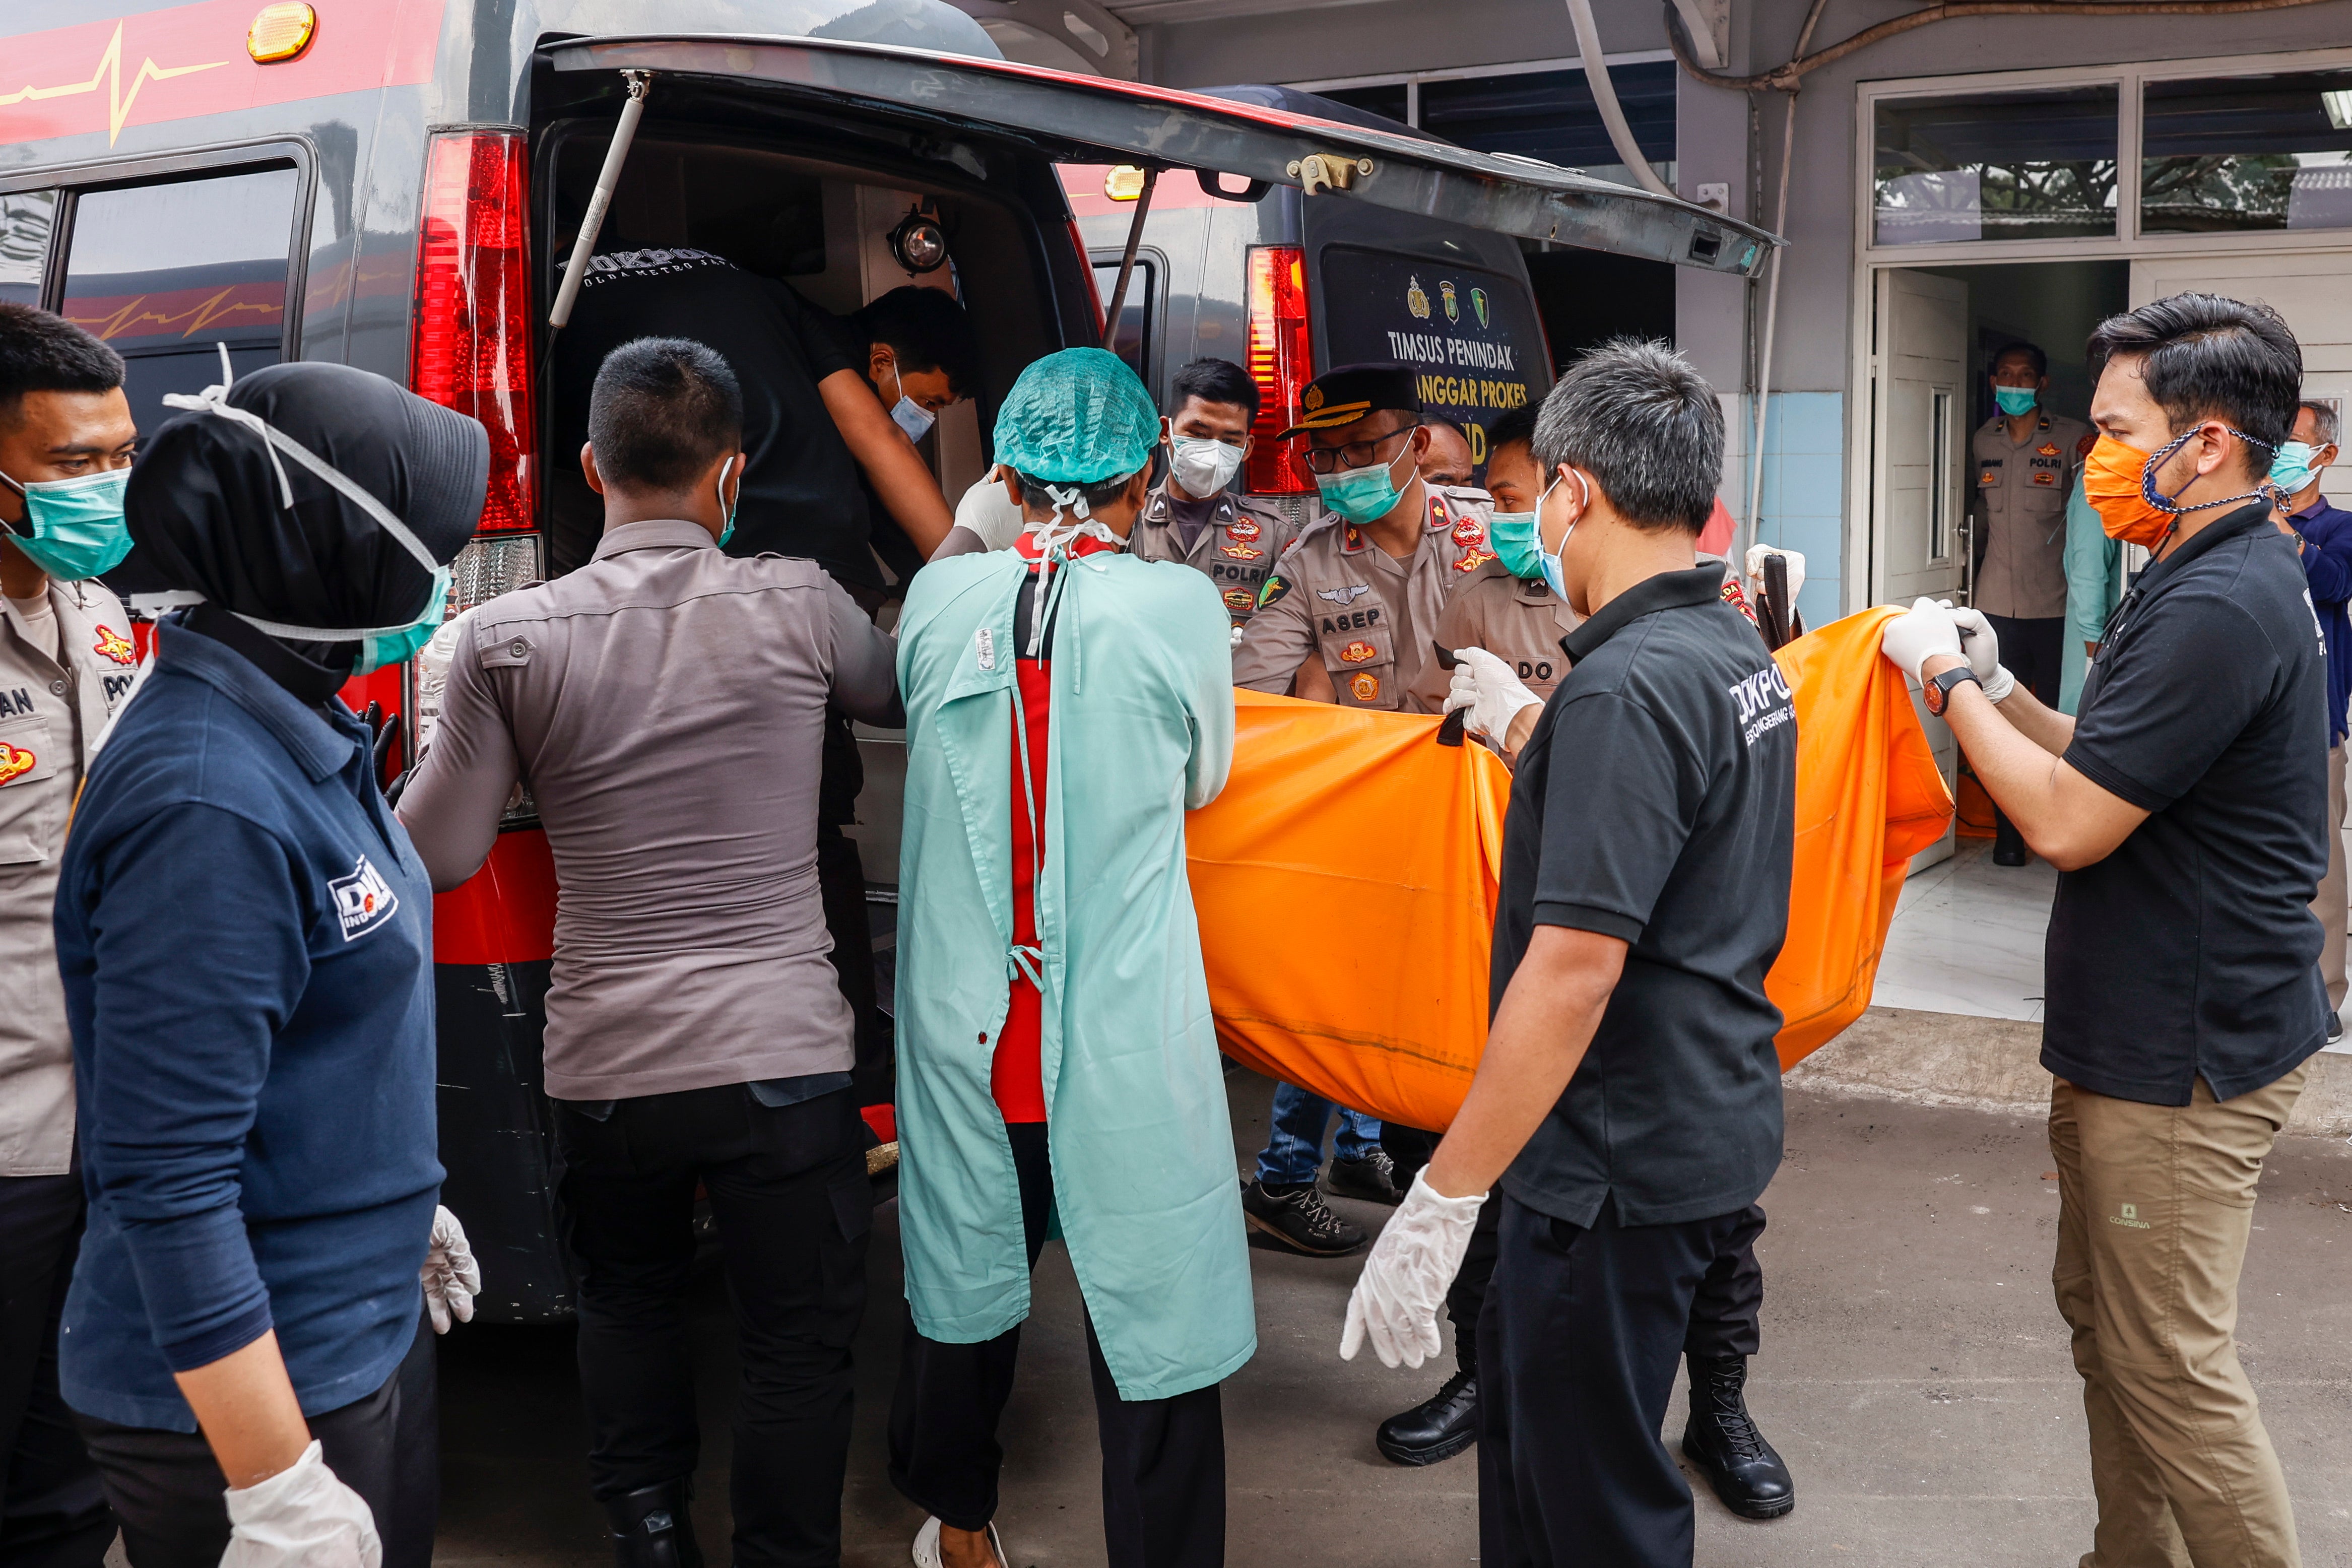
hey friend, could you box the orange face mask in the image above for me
[2082,427,2281,551]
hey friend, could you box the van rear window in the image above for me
[1317,246,1544,470]
[1,191,56,308]
[58,166,301,431]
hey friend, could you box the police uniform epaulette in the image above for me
[1283,512,1345,556]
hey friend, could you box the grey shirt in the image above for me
[398,519,900,1101]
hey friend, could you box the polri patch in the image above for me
[0,741,33,787]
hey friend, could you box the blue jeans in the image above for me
[1255,1081,1381,1187]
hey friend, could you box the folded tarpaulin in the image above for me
[1186,604,1952,1131]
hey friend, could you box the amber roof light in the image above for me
[248,3,316,63]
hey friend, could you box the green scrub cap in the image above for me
[992,348,1159,485]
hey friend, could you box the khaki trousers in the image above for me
[2048,1069,2309,1568]
[2311,742,2346,1011]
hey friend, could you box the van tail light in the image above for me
[1244,246,1312,496]
[412,132,536,534]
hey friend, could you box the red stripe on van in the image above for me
[0,0,445,149]
[432,827,559,965]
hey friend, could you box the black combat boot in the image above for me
[1375,1366,1479,1466]
[1680,1355,1795,1520]
[604,1478,705,1568]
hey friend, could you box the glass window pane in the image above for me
[1418,63,1677,188]
[60,166,300,431]
[1873,87,2119,245]
[1,190,57,307]
[2142,70,2352,234]
[1091,257,1152,380]
[1314,84,1409,127]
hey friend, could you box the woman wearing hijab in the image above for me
[50,361,486,1568]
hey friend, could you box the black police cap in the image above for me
[1277,362,1422,439]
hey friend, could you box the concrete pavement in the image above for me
[433,1067,2352,1566]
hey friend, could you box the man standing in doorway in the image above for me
[1883,294,2319,1568]
[2281,401,2349,1041]
[1971,340,2089,866]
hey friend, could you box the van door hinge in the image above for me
[1287,154,1373,195]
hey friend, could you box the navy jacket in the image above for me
[2294,495,2352,745]
[53,622,439,1431]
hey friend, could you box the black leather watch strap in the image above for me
[1925,663,1981,716]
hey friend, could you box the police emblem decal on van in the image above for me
[331,855,399,941]
[1440,280,1458,322]
[1406,277,1430,320]
[1471,288,1489,329]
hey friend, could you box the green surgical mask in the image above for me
[1314,440,1413,524]
[0,467,134,580]
[1486,508,1544,580]
[2270,440,2324,497]
[1993,386,2037,417]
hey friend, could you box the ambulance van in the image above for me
[1,0,1772,1319]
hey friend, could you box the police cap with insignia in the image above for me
[1278,362,1421,438]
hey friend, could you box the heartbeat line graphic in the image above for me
[69,287,281,342]
[0,22,230,147]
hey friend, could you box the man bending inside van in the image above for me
[401,337,901,1568]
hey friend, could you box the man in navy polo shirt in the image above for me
[1339,341,1798,1568]
[1882,293,2319,1568]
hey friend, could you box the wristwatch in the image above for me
[1923,663,1982,717]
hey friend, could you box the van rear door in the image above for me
[545,36,1774,277]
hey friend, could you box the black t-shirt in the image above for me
[548,249,877,590]
[2047,503,2328,1104]
[1494,565,1797,1228]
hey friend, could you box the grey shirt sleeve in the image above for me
[824,579,903,727]
[396,619,521,892]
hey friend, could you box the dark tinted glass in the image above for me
[1091,257,1154,381]
[1873,86,2119,244]
[60,166,300,431]
[1418,62,1676,175]
[2142,71,2352,234]
[0,191,56,307]
[1315,84,1409,127]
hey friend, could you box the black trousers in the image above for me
[554,1084,872,1568]
[1478,1195,1754,1568]
[1382,1126,1766,1375]
[75,1313,437,1568]
[888,1123,1225,1567]
[817,713,891,1109]
[0,1174,113,1568]
[1981,614,2065,852]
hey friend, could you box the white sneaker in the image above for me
[912,1515,1010,1568]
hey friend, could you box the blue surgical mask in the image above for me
[1487,508,1543,580]
[1534,471,1579,601]
[886,364,937,444]
[2271,439,2328,498]
[1314,440,1414,524]
[0,467,133,580]
[1993,386,2038,417]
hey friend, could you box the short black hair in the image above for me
[853,287,979,400]
[587,337,743,493]
[1419,413,1468,441]
[2087,293,2303,455]
[1532,340,1724,534]
[1487,403,1540,456]
[1170,357,1259,419]
[0,302,124,428]
[1991,340,2047,378]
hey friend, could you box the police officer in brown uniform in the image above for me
[1127,358,1296,635]
[1406,405,1579,716]
[1971,340,2089,865]
[1233,364,1490,712]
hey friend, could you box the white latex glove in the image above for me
[1879,597,1965,684]
[1339,1171,1487,1369]
[1443,647,1541,746]
[954,466,1027,552]
[1945,605,2017,703]
[221,1440,381,1568]
[1744,544,1805,603]
[421,1205,480,1335]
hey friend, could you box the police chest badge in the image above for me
[1222,588,1255,614]
[2037,442,2060,458]
[1453,547,1495,573]
[0,741,33,787]
[92,624,136,666]
[1450,516,1484,547]
[1218,542,1262,561]
[1227,518,1261,543]
[1338,639,1378,664]
[330,855,400,942]
[1348,672,1381,703]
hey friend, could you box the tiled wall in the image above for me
[1749,391,1847,629]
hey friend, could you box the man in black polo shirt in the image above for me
[1340,341,1797,1568]
[1881,293,2317,1568]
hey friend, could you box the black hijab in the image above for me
[126,361,488,698]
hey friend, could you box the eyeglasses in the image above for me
[1298,428,1411,475]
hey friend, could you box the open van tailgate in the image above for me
[547,36,1776,275]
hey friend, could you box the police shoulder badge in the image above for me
[1348,672,1381,703]
[0,741,33,787]
[92,624,136,666]
[1338,639,1378,664]
[1257,573,1290,610]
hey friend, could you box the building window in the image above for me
[1873,86,2119,245]
[2141,69,2352,234]
[1316,83,1408,125]
[1419,62,1677,186]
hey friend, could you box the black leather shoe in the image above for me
[1376,1367,1478,1466]
[1241,1178,1366,1255]
[1327,1149,1405,1205]
[1992,825,2028,867]
[1681,1355,1795,1520]
[604,1478,704,1568]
